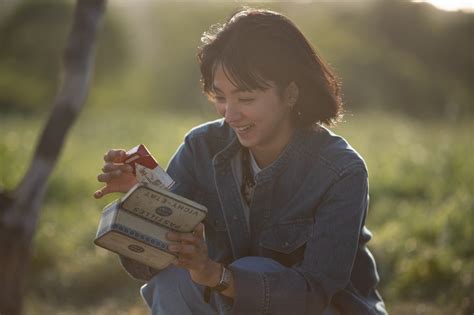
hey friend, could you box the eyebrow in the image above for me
[211,85,248,95]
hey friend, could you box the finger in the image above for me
[176,254,195,268]
[180,234,201,244]
[193,223,205,240]
[166,231,180,241]
[102,163,133,174]
[168,244,198,255]
[97,170,122,183]
[103,149,127,163]
[93,185,114,199]
[167,232,200,245]
[102,162,117,173]
[171,259,182,267]
[172,257,190,268]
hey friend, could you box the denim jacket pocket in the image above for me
[204,210,228,232]
[259,218,313,266]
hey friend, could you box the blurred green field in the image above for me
[1,109,472,315]
[1,0,473,314]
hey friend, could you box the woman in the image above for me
[95,8,387,315]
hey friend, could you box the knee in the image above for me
[149,265,187,285]
[140,265,188,304]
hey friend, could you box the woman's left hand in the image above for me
[166,223,221,286]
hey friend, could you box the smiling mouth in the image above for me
[235,124,254,132]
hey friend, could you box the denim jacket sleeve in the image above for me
[166,134,200,199]
[229,163,369,314]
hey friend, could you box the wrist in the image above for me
[208,262,223,287]
[191,260,222,287]
[210,264,232,293]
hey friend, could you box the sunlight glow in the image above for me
[413,0,474,12]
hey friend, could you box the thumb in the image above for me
[93,185,113,199]
[194,223,205,240]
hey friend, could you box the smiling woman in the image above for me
[95,7,387,315]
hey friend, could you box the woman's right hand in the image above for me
[93,149,138,199]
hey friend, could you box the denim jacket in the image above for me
[121,119,387,315]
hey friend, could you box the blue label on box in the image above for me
[112,223,177,257]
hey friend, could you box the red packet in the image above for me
[121,144,175,190]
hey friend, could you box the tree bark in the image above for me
[0,1,106,314]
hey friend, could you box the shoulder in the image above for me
[182,118,235,154]
[185,118,230,140]
[302,126,367,177]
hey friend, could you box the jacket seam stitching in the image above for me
[318,155,366,178]
[262,273,270,314]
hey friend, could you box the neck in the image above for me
[250,127,295,169]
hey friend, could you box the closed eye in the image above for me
[239,98,255,103]
[214,96,226,103]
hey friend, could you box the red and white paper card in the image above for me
[122,144,175,190]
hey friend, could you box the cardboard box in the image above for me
[122,144,175,190]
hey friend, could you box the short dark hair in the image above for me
[198,7,343,128]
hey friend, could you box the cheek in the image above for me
[214,103,226,117]
[256,102,289,125]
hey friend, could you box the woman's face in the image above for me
[212,63,294,159]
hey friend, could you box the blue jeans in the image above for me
[140,257,341,315]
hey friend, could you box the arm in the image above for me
[166,134,199,199]
[229,165,369,314]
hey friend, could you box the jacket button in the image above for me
[214,219,219,225]
[282,242,289,248]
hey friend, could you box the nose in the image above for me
[222,101,242,123]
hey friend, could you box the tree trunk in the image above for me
[0,1,106,314]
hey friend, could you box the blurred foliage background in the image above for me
[0,0,473,314]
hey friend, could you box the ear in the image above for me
[285,82,299,109]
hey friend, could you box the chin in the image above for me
[236,137,256,149]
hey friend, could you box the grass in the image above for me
[1,109,472,314]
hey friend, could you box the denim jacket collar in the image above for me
[212,123,308,183]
